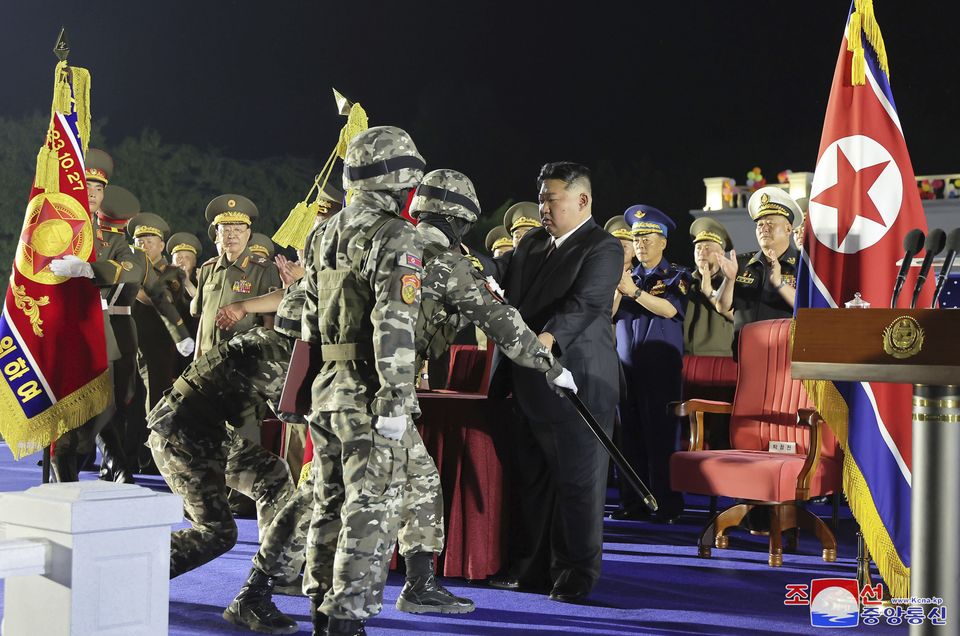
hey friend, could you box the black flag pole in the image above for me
[561,388,658,513]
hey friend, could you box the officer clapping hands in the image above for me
[717,248,738,281]
[275,254,305,288]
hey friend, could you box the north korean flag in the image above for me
[795,1,928,598]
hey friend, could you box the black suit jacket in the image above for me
[494,219,622,422]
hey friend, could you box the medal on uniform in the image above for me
[400,274,420,304]
[232,278,252,294]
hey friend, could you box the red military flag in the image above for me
[0,47,109,459]
[796,0,927,597]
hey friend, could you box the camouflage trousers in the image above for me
[302,411,410,621]
[254,424,444,585]
[148,428,293,578]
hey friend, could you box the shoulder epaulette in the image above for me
[201,256,218,267]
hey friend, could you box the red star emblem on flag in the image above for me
[812,146,890,246]
[20,197,89,275]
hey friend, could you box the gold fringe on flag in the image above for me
[0,369,110,460]
[272,95,368,250]
[790,322,910,598]
[70,66,92,156]
[848,0,890,86]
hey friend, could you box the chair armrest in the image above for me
[672,399,733,451]
[673,399,733,417]
[795,408,825,500]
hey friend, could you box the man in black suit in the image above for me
[491,162,623,602]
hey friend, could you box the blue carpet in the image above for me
[0,442,904,634]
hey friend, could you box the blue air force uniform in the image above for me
[613,205,690,519]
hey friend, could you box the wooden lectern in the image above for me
[793,308,960,634]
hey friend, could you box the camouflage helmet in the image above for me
[343,125,425,193]
[409,169,481,223]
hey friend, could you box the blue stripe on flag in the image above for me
[839,382,912,565]
[0,311,55,418]
[796,254,912,567]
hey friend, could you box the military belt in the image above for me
[107,306,131,315]
[276,316,301,334]
[320,343,372,361]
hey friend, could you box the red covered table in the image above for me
[413,391,510,580]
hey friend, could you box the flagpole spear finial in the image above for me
[53,27,69,62]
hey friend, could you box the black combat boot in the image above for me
[50,451,79,483]
[96,423,134,483]
[223,567,299,635]
[396,551,475,614]
[323,617,365,636]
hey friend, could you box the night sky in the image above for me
[2,1,958,238]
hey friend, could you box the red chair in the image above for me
[669,319,841,566]
[681,355,738,451]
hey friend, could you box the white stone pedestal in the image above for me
[0,482,182,636]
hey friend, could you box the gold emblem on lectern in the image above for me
[883,316,924,359]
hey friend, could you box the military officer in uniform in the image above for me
[684,217,734,357]
[127,213,195,468]
[192,195,281,357]
[612,205,691,522]
[605,216,637,317]
[167,232,202,376]
[716,186,800,354]
[167,233,202,329]
[485,225,513,258]
[49,149,146,482]
[503,201,541,247]
[249,233,277,260]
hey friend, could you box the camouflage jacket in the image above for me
[274,278,306,339]
[415,224,562,381]
[301,190,422,418]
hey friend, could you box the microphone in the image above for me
[891,229,925,307]
[910,228,946,309]
[931,228,960,308]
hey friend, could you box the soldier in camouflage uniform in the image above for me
[221,169,578,635]
[145,303,297,578]
[298,125,425,636]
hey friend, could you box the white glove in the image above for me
[549,367,579,395]
[176,337,195,357]
[49,254,94,279]
[374,415,407,441]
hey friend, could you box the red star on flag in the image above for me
[812,146,890,246]
[20,197,88,274]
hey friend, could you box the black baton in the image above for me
[562,388,658,513]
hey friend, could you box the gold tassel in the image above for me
[34,142,60,194]
[271,200,316,250]
[51,61,72,116]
